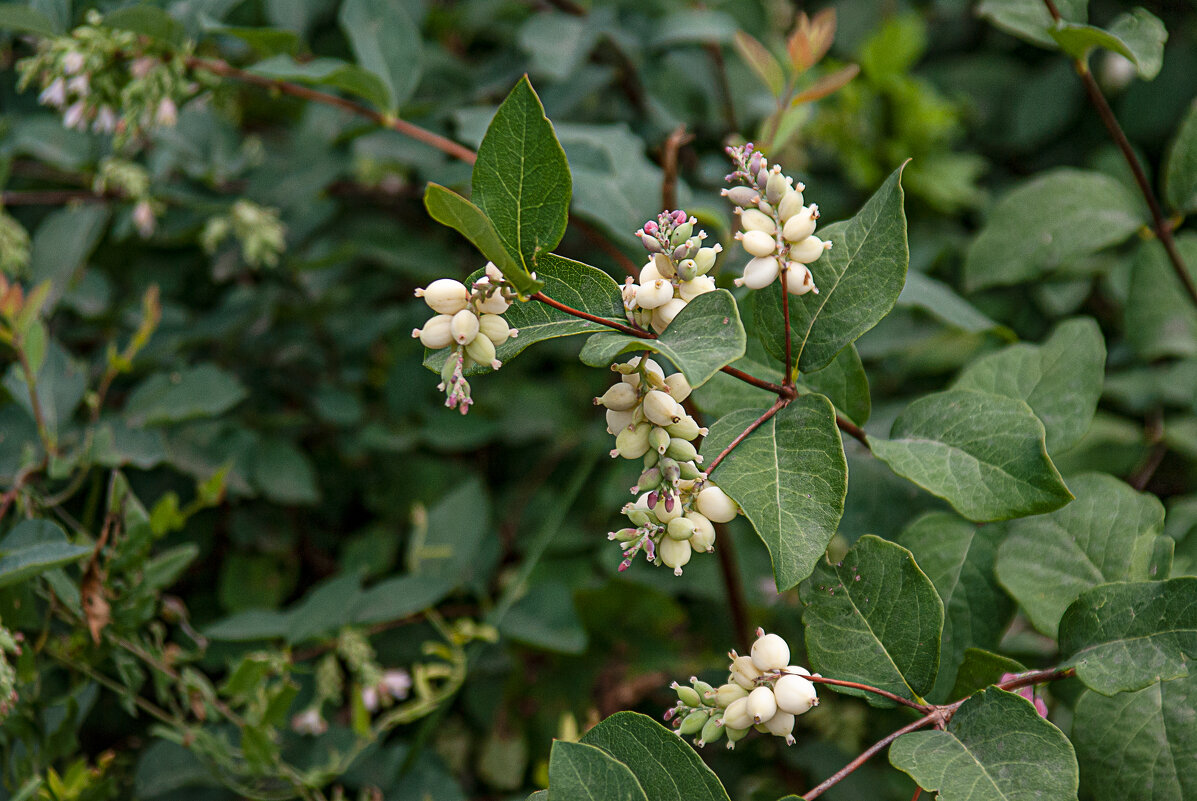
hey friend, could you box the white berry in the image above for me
[416,278,469,314]
[696,486,738,523]
[747,686,777,724]
[774,673,818,715]
[750,632,790,672]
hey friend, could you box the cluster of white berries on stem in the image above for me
[723,143,831,295]
[412,264,519,414]
[666,628,818,749]
[624,210,722,333]
[598,355,739,575]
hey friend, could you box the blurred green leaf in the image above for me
[802,535,943,705]
[246,55,392,111]
[29,206,110,311]
[799,343,870,426]
[1125,235,1197,359]
[950,648,1027,700]
[896,271,1010,336]
[0,520,91,590]
[701,395,847,591]
[0,3,57,35]
[733,32,785,97]
[1107,8,1168,80]
[124,364,248,426]
[251,438,320,505]
[1165,101,1197,214]
[978,0,1088,48]
[500,581,587,654]
[103,6,186,46]
[337,0,422,110]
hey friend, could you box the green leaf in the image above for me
[897,271,1012,336]
[1126,234,1197,360]
[579,712,730,801]
[733,32,785,97]
[337,0,422,110]
[652,10,738,46]
[352,574,454,625]
[472,76,571,275]
[0,3,58,36]
[204,609,293,641]
[1049,23,1136,64]
[890,688,1078,800]
[499,581,587,654]
[963,169,1142,291]
[952,317,1106,453]
[756,163,909,373]
[700,395,847,591]
[517,13,598,81]
[246,55,393,112]
[799,344,870,426]
[1073,675,1197,801]
[898,513,1012,701]
[0,520,91,589]
[102,6,187,46]
[286,574,363,644]
[29,206,111,311]
[950,648,1027,700]
[408,477,490,588]
[579,290,746,387]
[1059,578,1197,695]
[1107,8,1168,80]
[251,438,320,505]
[996,472,1167,639]
[204,24,300,57]
[1165,101,1197,214]
[547,741,648,801]
[872,389,1073,522]
[124,364,248,426]
[977,0,1089,48]
[423,183,542,298]
[801,535,943,705]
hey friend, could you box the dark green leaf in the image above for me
[756,164,909,373]
[898,513,1012,701]
[801,535,943,704]
[1059,578,1197,695]
[142,544,199,590]
[246,55,392,112]
[0,3,57,35]
[871,389,1073,522]
[700,395,847,591]
[579,712,731,801]
[103,6,186,46]
[950,648,1027,700]
[1126,234,1197,359]
[0,520,91,589]
[29,205,111,311]
[408,477,490,587]
[353,574,452,624]
[579,290,746,387]
[890,688,1078,800]
[472,77,571,274]
[251,438,320,505]
[205,24,299,57]
[996,472,1167,638]
[897,271,1011,335]
[124,364,248,426]
[652,10,738,46]
[689,346,777,419]
[337,0,422,110]
[547,740,648,801]
[1073,675,1197,801]
[423,183,542,298]
[963,169,1142,291]
[499,581,587,654]
[1165,101,1197,214]
[286,574,363,644]
[952,317,1106,452]
[204,609,293,641]
[799,344,870,426]
[977,0,1089,48]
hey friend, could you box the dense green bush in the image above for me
[1,1,1196,799]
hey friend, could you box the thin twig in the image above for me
[707,398,787,473]
[803,713,936,800]
[1039,0,1197,309]
[836,414,870,449]
[805,676,927,712]
[16,346,55,455]
[660,125,693,211]
[719,365,787,394]
[0,189,113,205]
[703,43,738,133]
[530,292,654,337]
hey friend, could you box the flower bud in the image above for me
[416,278,469,314]
[740,209,776,235]
[615,422,652,459]
[413,314,454,349]
[691,678,715,696]
[722,186,759,207]
[736,256,780,289]
[667,516,697,541]
[777,187,805,221]
[640,259,663,283]
[611,527,639,542]
[626,508,651,526]
[655,489,683,521]
[637,466,662,488]
[725,725,750,748]
[789,235,831,264]
[782,205,818,242]
[649,426,671,454]
[784,263,817,296]
[636,279,674,310]
[687,512,716,552]
[606,408,635,434]
[651,298,687,334]
[643,449,659,469]
[478,314,511,346]
[774,673,818,715]
[740,230,777,259]
[711,682,748,707]
[764,711,796,744]
[673,681,703,707]
[667,415,702,440]
[678,710,708,735]
[765,171,790,204]
[696,247,720,275]
[751,632,790,672]
[643,390,682,427]
[747,686,778,724]
[596,382,638,411]
[729,655,761,689]
[659,536,692,575]
[699,715,725,745]
[450,309,480,345]
[465,332,500,368]
[670,221,693,246]
[720,696,753,730]
[653,252,677,279]
[697,486,738,523]
[676,259,698,282]
[637,231,663,252]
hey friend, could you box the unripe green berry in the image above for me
[691,678,715,697]
[615,422,652,459]
[765,171,790,203]
[688,512,716,551]
[667,415,703,440]
[664,373,691,403]
[665,437,700,463]
[659,535,691,574]
[711,682,748,707]
[653,252,676,279]
[478,313,511,345]
[694,246,718,274]
[649,426,671,454]
[667,516,697,541]
[643,390,681,427]
[673,682,703,707]
[676,258,698,282]
[678,709,708,735]
[699,715,724,745]
[596,382,638,411]
[465,332,499,368]
[678,461,704,480]
[670,221,693,245]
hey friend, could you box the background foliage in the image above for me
[1,0,1196,799]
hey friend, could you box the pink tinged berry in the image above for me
[789,235,832,264]
[413,314,454,349]
[774,673,818,715]
[450,309,480,345]
[784,263,817,296]
[750,632,790,671]
[747,686,777,724]
[417,278,470,314]
[643,220,659,234]
[737,256,781,289]
[740,229,777,259]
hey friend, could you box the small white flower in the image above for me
[38,78,67,108]
[63,102,88,130]
[62,51,86,75]
[291,708,327,735]
[380,669,412,700]
[93,106,118,134]
[155,97,178,127]
[133,200,157,238]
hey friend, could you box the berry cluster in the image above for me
[412,265,518,414]
[723,144,831,295]
[666,628,818,749]
[624,210,722,333]
[598,356,739,574]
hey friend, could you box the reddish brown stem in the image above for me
[995,666,1075,694]
[0,189,113,205]
[187,56,478,165]
[719,365,787,394]
[805,676,928,712]
[803,713,936,800]
[530,292,654,337]
[781,273,794,387]
[660,126,693,212]
[836,414,870,450]
[707,398,786,473]
[1038,0,1197,310]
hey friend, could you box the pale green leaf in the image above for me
[950,648,1028,700]
[801,535,943,704]
[0,3,57,35]
[897,271,1011,335]
[700,395,847,591]
[1107,8,1167,80]
[733,31,785,96]
[977,0,1089,48]
[871,389,1073,522]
